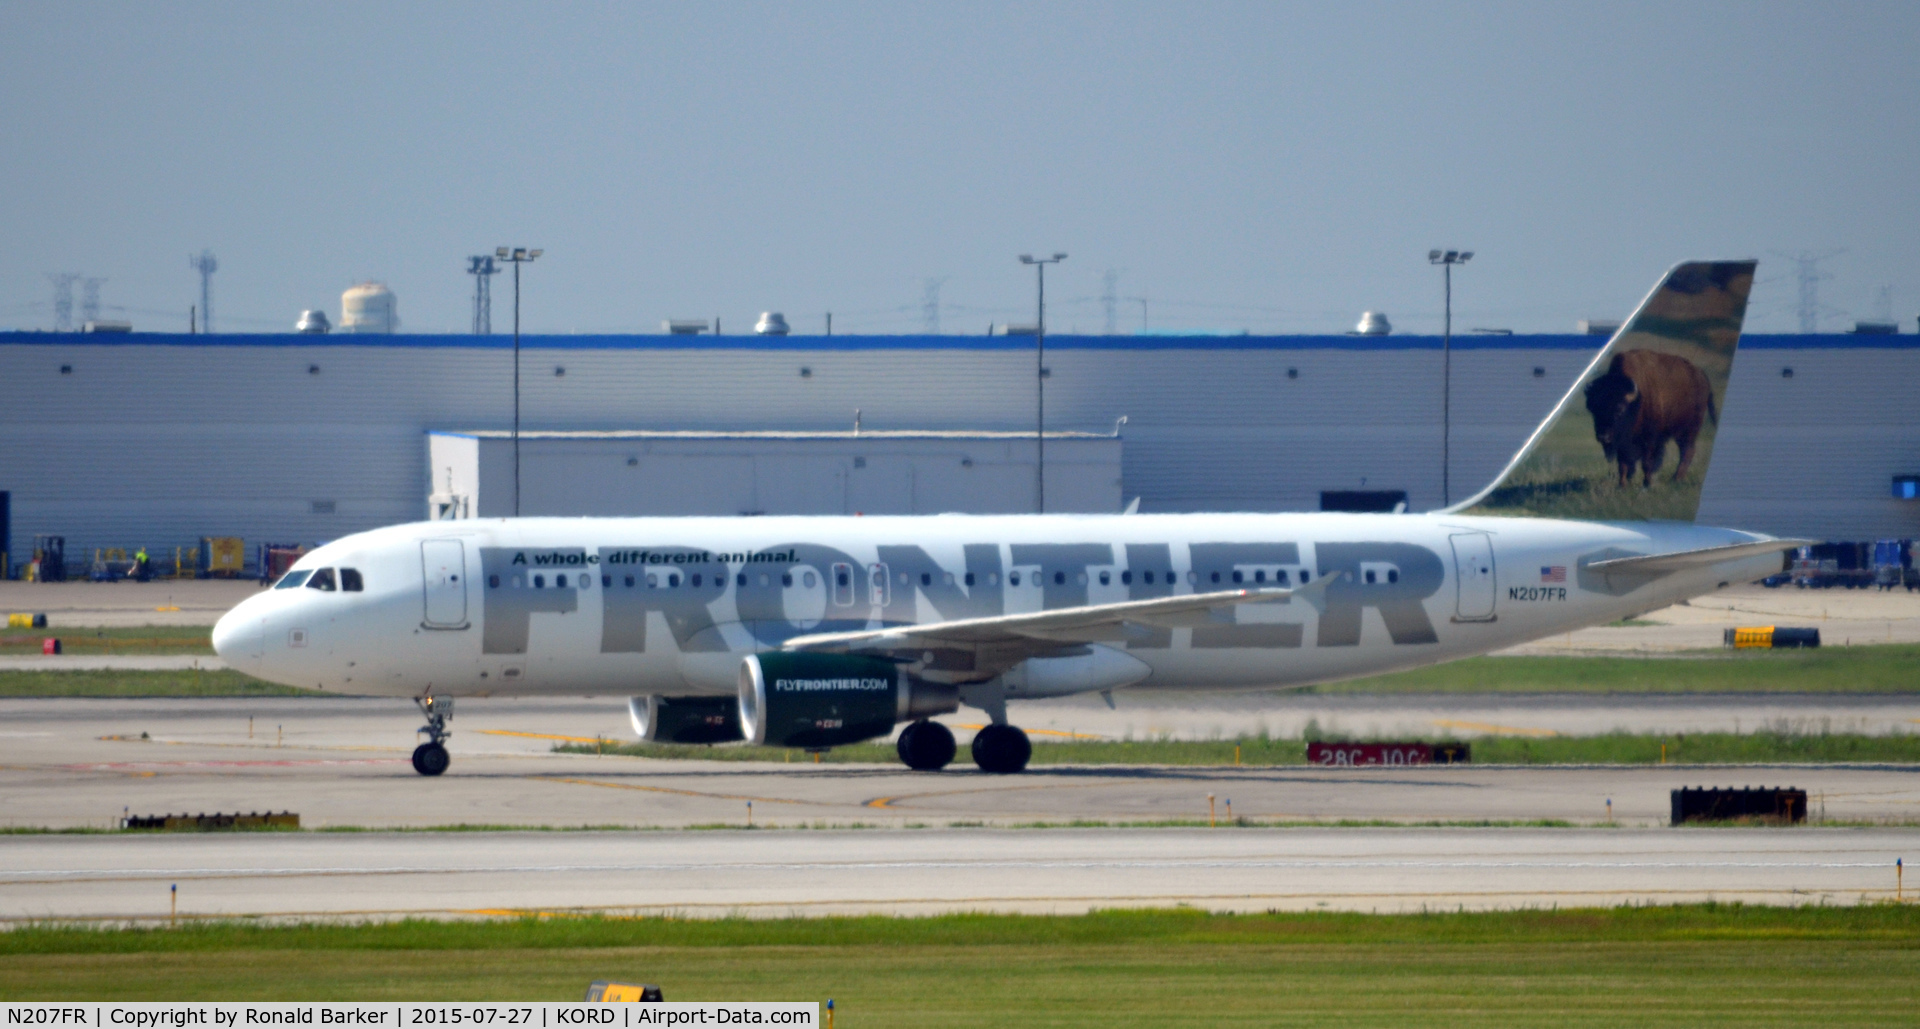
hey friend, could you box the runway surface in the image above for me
[1,826,1910,921]
[3,697,1917,834]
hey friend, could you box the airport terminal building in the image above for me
[1,330,1915,567]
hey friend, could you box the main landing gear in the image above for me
[412,696,453,776]
[970,722,1032,775]
[895,719,1031,773]
[896,719,957,771]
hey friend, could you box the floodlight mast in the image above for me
[1428,249,1472,506]
[1019,252,1068,513]
[496,247,543,516]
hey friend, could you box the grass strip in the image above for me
[1,906,1915,1024]
[0,668,319,697]
[564,730,1920,766]
[7,642,1918,697]
[1319,642,1920,693]
[0,625,215,655]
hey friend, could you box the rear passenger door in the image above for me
[421,539,469,628]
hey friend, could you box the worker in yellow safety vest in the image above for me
[133,546,151,582]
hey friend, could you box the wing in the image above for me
[781,574,1336,683]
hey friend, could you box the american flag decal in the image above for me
[1541,565,1566,583]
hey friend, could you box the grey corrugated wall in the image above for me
[0,332,1913,561]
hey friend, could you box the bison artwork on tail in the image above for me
[1583,349,1717,488]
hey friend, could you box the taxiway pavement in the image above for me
[1,826,1910,921]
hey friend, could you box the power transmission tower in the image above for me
[188,250,218,334]
[1774,250,1843,332]
[922,277,947,335]
[45,273,79,331]
[1102,270,1118,335]
[467,256,499,334]
[81,277,106,324]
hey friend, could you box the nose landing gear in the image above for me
[412,696,453,776]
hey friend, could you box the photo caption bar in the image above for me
[3,1004,816,1028]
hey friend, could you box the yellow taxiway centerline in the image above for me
[1431,719,1559,737]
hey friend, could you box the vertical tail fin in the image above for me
[1453,260,1757,522]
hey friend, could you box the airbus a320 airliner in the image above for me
[214,261,1800,776]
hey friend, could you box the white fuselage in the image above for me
[212,512,1781,703]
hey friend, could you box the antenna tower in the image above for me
[467,255,499,334]
[1773,249,1843,332]
[81,277,106,324]
[922,277,947,335]
[45,272,79,331]
[1101,270,1119,335]
[188,250,218,334]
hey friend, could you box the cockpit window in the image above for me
[306,568,337,592]
[340,568,364,592]
[274,570,313,590]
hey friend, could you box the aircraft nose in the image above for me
[211,603,261,667]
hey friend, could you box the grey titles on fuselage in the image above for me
[478,541,1445,655]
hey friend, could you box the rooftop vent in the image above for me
[1850,320,1898,335]
[1578,319,1622,336]
[81,320,132,333]
[295,310,331,334]
[1352,311,1391,336]
[754,312,790,336]
[662,320,710,335]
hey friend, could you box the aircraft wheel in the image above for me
[411,742,450,776]
[971,723,1031,774]
[897,720,956,771]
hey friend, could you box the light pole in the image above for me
[1020,252,1067,513]
[1428,249,1472,506]
[496,247,543,516]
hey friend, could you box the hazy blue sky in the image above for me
[2,1,1915,335]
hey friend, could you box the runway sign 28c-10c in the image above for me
[1306,742,1470,766]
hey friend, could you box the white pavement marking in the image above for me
[0,655,225,671]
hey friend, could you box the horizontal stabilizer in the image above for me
[1584,538,1813,576]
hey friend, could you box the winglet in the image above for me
[1453,260,1757,522]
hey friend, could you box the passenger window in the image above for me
[1253,570,1265,583]
[1122,570,1132,585]
[921,573,932,587]
[803,571,817,588]
[647,573,659,588]
[1276,570,1290,585]
[692,573,702,587]
[1009,572,1021,586]
[1053,572,1065,585]
[782,573,793,587]
[533,574,545,588]
[737,573,747,587]
[964,572,975,587]
[1232,570,1243,584]
[577,574,589,590]
[1142,571,1152,584]
[556,574,568,588]
[340,568,364,592]
[988,572,999,585]
[1099,571,1110,586]
[489,574,501,588]
[1210,571,1221,584]
[1365,570,1376,584]
[624,575,635,588]
[668,574,680,588]
[602,575,611,588]
[274,570,313,590]
[307,568,337,591]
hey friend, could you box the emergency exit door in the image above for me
[1449,532,1497,622]
[421,539,469,628]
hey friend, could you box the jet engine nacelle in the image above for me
[628,694,745,744]
[738,652,958,749]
